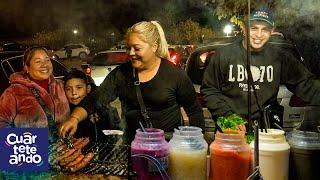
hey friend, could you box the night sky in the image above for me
[1,0,320,75]
[0,0,217,38]
[1,0,320,45]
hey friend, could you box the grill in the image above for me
[81,142,130,176]
[49,138,134,178]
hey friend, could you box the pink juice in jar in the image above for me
[131,128,169,180]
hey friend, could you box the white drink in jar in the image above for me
[169,148,207,180]
[250,129,290,180]
[168,126,208,180]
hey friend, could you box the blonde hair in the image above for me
[125,21,170,60]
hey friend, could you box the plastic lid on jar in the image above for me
[170,126,207,150]
[174,126,202,136]
[259,129,287,143]
[286,129,320,150]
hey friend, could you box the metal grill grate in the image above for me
[49,139,134,177]
[81,142,131,176]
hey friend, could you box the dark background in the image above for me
[1,0,320,75]
[0,0,219,38]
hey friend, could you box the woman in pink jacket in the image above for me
[0,46,70,142]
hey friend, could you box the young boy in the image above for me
[63,70,121,142]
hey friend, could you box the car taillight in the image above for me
[169,51,182,65]
[168,55,177,65]
[171,54,177,63]
[289,95,307,107]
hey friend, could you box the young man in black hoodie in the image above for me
[201,8,320,125]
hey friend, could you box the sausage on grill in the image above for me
[66,154,85,168]
[59,149,82,166]
[71,137,85,147]
[74,137,90,149]
[57,148,76,161]
[69,152,95,172]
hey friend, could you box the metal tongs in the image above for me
[262,105,284,132]
[63,138,74,149]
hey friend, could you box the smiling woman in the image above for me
[59,21,205,144]
[0,46,70,142]
[24,47,53,81]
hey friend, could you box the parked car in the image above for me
[0,42,29,51]
[185,36,320,132]
[168,45,190,68]
[0,51,24,60]
[53,44,90,59]
[88,47,184,86]
[0,54,70,95]
[87,49,129,86]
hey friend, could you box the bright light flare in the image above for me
[223,25,233,37]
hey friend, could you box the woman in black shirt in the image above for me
[59,21,204,142]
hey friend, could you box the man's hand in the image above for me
[59,117,79,138]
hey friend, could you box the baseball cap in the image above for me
[250,9,274,27]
